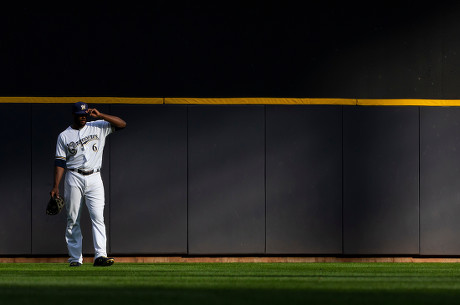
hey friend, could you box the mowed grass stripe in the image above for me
[2,263,460,305]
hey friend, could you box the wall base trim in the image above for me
[2,256,460,263]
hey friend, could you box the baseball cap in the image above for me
[72,101,88,115]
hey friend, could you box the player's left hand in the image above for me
[87,108,101,119]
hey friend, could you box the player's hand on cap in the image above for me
[87,108,101,119]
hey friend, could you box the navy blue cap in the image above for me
[72,101,88,115]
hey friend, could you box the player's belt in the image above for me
[68,168,101,176]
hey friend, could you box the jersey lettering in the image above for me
[66,135,100,155]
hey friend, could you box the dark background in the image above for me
[1,2,458,98]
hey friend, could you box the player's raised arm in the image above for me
[87,108,127,130]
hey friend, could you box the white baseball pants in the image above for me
[64,171,108,264]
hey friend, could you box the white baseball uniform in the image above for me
[55,120,114,264]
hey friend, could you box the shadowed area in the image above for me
[3,263,460,305]
[0,2,458,98]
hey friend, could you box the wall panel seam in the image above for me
[264,105,267,254]
[341,106,344,255]
[29,103,33,255]
[418,106,421,255]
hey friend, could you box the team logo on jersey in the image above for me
[68,142,77,155]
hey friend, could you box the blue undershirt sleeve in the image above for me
[55,159,66,168]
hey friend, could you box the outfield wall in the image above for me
[2,99,460,256]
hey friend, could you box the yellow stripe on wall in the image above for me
[0,97,164,104]
[308,98,357,105]
[165,97,357,105]
[357,99,460,106]
[2,97,460,106]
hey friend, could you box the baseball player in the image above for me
[50,101,126,267]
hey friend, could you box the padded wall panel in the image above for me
[0,104,31,254]
[343,106,419,255]
[266,106,342,254]
[420,107,460,255]
[31,103,111,255]
[188,106,265,254]
[110,105,187,254]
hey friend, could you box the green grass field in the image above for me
[2,262,460,305]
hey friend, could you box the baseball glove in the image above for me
[46,195,65,216]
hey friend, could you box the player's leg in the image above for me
[85,172,108,259]
[64,171,85,264]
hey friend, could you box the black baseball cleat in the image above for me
[93,256,115,267]
[69,262,81,267]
